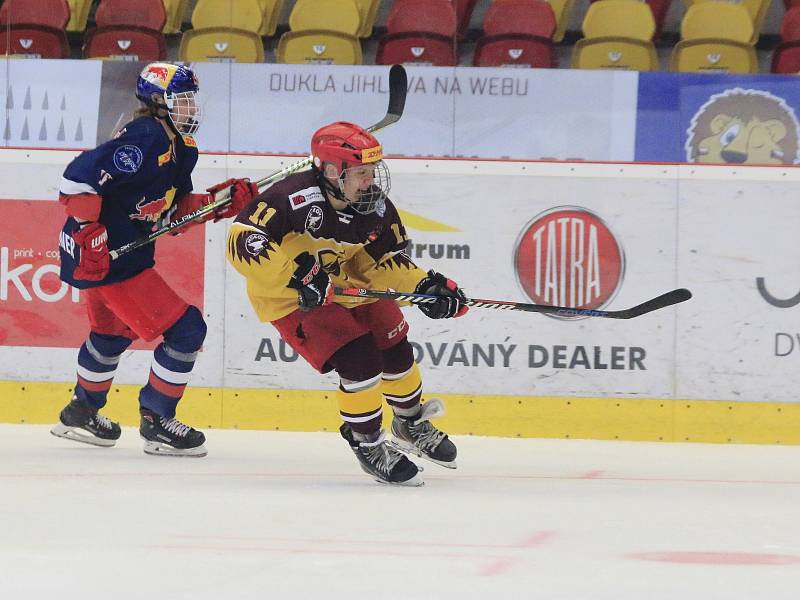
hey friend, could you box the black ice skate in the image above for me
[139,408,207,457]
[50,397,121,447]
[390,399,457,469]
[340,424,423,486]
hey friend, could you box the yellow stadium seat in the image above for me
[163,0,189,34]
[670,39,758,73]
[680,3,754,45]
[66,0,93,32]
[191,0,264,34]
[546,0,576,42]
[572,37,659,70]
[581,0,656,41]
[257,0,285,37]
[354,0,381,38]
[684,0,768,44]
[276,30,362,64]
[179,27,265,62]
[288,0,361,36]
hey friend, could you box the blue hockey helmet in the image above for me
[135,62,201,136]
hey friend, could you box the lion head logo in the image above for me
[685,88,800,165]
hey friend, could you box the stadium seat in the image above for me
[670,39,758,73]
[258,0,286,37]
[683,0,767,44]
[163,0,189,34]
[276,30,363,64]
[0,0,70,29]
[354,0,381,38]
[387,0,457,37]
[0,25,70,58]
[473,0,556,68]
[289,0,361,35]
[473,34,556,67]
[376,32,456,66]
[679,2,755,45]
[771,40,800,73]
[572,37,658,70]
[589,0,671,39]
[179,27,265,62]
[84,25,167,61]
[66,0,93,33]
[780,5,800,42]
[547,0,576,43]
[581,0,656,41]
[95,0,167,30]
[191,0,264,34]
[455,0,480,37]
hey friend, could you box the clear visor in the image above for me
[338,160,391,215]
[164,90,201,136]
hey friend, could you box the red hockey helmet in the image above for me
[311,121,390,215]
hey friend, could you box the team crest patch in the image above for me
[289,186,324,210]
[113,145,143,173]
[245,233,270,256]
[305,205,324,231]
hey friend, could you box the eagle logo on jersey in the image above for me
[305,206,323,232]
[245,233,270,256]
[228,229,276,265]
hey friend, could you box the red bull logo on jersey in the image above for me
[514,206,625,320]
[130,187,177,222]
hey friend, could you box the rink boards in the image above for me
[1,151,799,443]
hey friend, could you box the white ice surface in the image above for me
[1,425,799,600]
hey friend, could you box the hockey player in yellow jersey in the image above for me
[226,121,468,486]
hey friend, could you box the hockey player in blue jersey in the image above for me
[51,62,258,457]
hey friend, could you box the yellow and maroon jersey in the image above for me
[226,170,427,322]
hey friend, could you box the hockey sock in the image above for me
[382,361,422,418]
[138,343,197,418]
[337,374,384,439]
[74,333,132,409]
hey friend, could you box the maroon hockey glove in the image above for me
[287,251,334,310]
[207,178,259,221]
[414,270,469,319]
[72,222,110,281]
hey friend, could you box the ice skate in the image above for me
[390,399,457,469]
[50,397,121,447]
[139,408,207,457]
[340,424,423,486]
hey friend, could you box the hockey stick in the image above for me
[334,287,693,320]
[110,64,408,260]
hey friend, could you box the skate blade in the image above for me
[50,424,116,448]
[388,438,457,470]
[374,472,425,487]
[142,438,207,458]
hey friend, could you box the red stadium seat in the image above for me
[473,34,556,67]
[84,25,167,60]
[454,0,479,37]
[0,25,70,58]
[387,0,457,37]
[95,0,167,30]
[376,32,456,66]
[781,6,800,42]
[771,40,800,73]
[0,0,70,29]
[483,0,556,38]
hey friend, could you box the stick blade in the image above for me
[387,64,407,117]
[625,287,692,318]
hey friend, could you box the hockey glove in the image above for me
[207,178,259,221]
[72,222,110,281]
[414,270,469,319]
[287,251,334,310]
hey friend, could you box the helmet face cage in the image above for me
[337,159,391,215]
[164,90,201,136]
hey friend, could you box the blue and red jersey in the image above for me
[58,116,198,289]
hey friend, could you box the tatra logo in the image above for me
[19,39,33,49]
[706,53,721,64]
[508,49,523,60]
[289,187,324,210]
[608,51,622,62]
[215,42,229,52]
[313,45,326,55]
[117,40,132,50]
[514,206,625,320]
[411,47,425,57]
